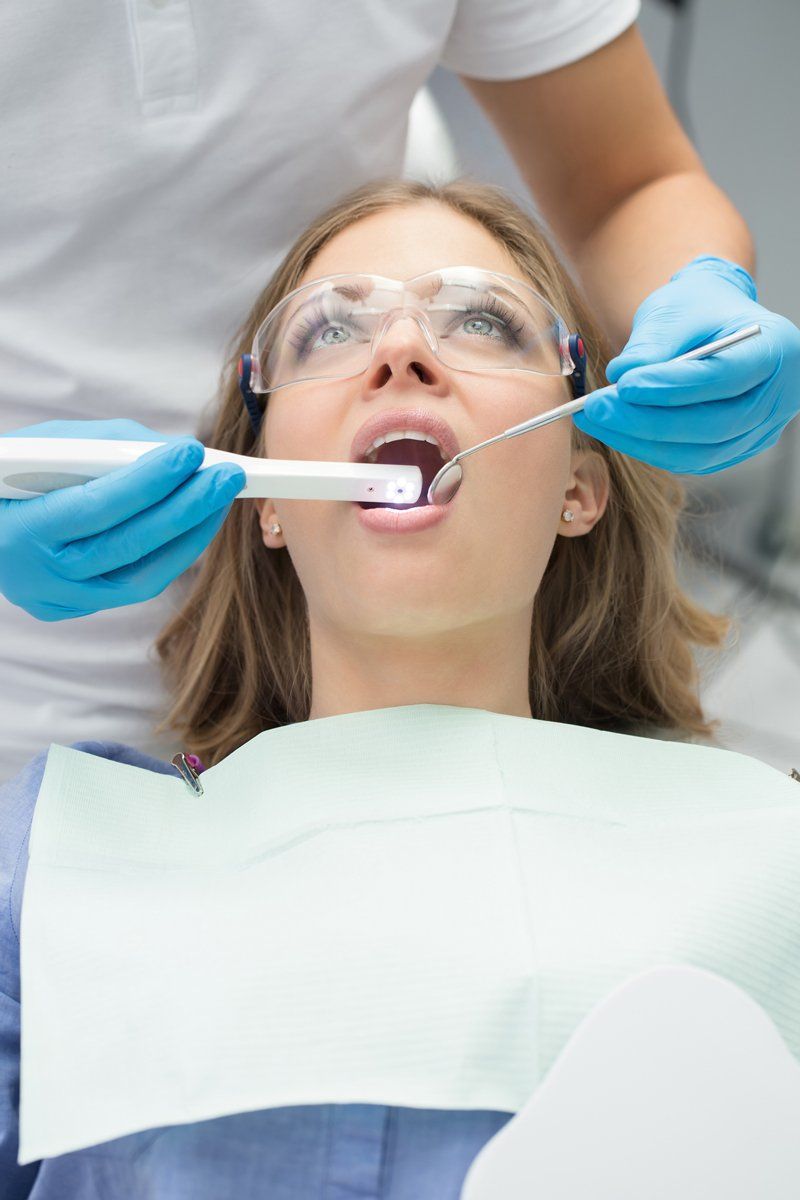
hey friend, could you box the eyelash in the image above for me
[452,294,525,345]
[288,301,365,360]
[287,292,527,359]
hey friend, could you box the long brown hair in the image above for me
[154,178,732,765]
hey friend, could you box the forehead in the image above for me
[300,200,524,288]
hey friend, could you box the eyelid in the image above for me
[288,299,369,359]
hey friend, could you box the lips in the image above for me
[349,407,460,465]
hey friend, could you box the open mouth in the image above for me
[357,438,446,509]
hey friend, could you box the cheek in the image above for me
[499,435,571,550]
[473,427,570,614]
[263,391,321,458]
[260,388,345,549]
[480,380,573,505]
[265,370,355,447]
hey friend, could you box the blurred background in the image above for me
[403,0,800,772]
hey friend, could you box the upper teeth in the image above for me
[363,430,444,463]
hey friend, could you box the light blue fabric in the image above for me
[0,741,511,1199]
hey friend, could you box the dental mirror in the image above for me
[427,324,763,506]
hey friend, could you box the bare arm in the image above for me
[461,23,755,353]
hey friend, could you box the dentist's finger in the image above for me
[92,500,239,607]
[571,407,784,473]
[576,385,771,444]
[52,463,246,580]
[18,438,211,543]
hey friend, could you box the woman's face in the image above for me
[256,201,607,641]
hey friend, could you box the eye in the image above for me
[441,292,526,347]
[463,315,500,338]
[288,302,368,361]
[320,325,350,346]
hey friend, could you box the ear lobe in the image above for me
[562,451,610,533]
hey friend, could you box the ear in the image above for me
[558,449,609,537]
[253,497,284,548]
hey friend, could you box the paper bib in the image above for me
[19,703,800,1162]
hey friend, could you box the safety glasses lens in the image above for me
[422,281,560,373]
[255,273,564,389]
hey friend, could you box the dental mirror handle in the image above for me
[426,323,763,506]
[0,440,423,505]
[457,323,763,463]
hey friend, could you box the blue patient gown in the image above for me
[0,743,512,1200]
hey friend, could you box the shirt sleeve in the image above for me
[0,749,48,1198]
[0,740,175,1194]
[440,0,641,80]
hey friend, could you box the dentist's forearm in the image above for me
[564,170,756,354]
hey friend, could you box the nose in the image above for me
[362,312,449,397]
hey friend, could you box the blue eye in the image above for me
[320,325,350,346]
[288,302,367,361]
[463,315,501,338]
[445,293,525,347]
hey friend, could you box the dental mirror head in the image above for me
[428,458,464,506]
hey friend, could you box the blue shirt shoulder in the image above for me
[1,741,175,971]
[0,741,175,1199]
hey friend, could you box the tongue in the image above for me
[359,439,443,509]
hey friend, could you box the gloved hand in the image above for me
[0,419,246,620]
[572,255,800,474]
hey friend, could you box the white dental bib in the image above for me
[18,703,800,1163]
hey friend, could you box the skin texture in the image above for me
[461,24,755,352]
[254,201,609,722]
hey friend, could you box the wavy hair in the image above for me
[154,178,732,764]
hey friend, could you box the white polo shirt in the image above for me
[0,0,640,780]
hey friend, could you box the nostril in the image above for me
[410,361,432,384]
[373,362,432,387]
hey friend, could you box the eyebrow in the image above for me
[282,274,530,327]
[279,282,373,327]
[407,274,444,300]
[331,280,374,302]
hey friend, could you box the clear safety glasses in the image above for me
[238,266,587,435]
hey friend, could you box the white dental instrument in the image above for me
[0,441,422,505]
[0,325,762,509]
[427,323,764,505]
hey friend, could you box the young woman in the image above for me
[5,180,796,1200]
[157,177,730,760]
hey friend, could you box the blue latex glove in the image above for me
[0,419,246,621]
[572,255,800,474]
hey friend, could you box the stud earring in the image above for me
[561,509,575,523]
[268,522,282,536]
